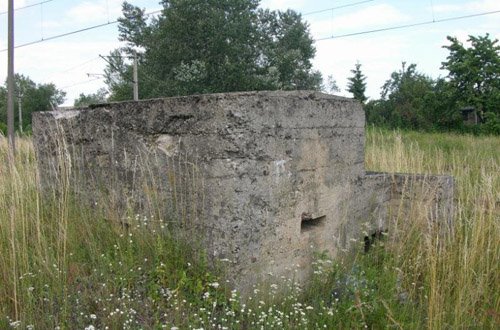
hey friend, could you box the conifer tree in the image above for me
[347,61,367,103]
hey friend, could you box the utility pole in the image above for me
[7,0,15,153]
[133,50,138,101]
[18,89,23,134]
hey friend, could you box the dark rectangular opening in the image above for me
[301,215,326,233]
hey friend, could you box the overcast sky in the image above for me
[0,0,499,106]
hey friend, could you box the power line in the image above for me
[315,9,500,41]
[60,77,102,90]
[0,0,54,15]
[99,54,134,84]
[303,0,374,16]
[0,21,118,52]
[59,57,101,73]
[39,56,101,85]
[0,9,163,53]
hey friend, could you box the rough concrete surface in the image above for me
[33,91,454,295]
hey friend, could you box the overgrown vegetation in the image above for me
[1,129,498,329]
[105,0,322,101]
[104,0,500,135]
[365,34,500,135]
[2,1,499,137]
[74,88,108,107]
[0,75,65,135]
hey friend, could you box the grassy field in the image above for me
[0,129,499,329]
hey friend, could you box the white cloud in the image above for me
[66,0,123,25]
[309,4,411,38]
[313,34,409,99]
[432,4,463,13]
[41,20,62,29]
[433,0,500,13]
[41,1,162,31]
[332,4,411,31]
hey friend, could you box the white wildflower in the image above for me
[9,321,21,328]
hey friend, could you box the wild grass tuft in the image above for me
[0,128,499,329]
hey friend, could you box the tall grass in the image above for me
[0,129,499,329]
[366,127,500,328]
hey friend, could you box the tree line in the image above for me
[0,75,65,135]
[105,0,322,100]
[99,0,500,135]
[1,0,499,135]
[359,35,500,135]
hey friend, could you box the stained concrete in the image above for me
[32,91,454,294]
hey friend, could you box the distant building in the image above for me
[460,106,480,125]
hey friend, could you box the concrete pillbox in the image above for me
[33,91,454,295]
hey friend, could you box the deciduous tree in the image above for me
[441,34,500,121]
[74,88,108,107]
[0,74,65,133]
[106,0,322,100]
[366,63,442,129]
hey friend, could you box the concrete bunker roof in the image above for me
[83,90,355,110]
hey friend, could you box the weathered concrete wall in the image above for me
[358,173,455,236]
[32,91,454,295]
